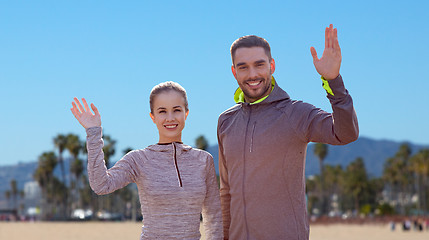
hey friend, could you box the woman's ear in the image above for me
[149,112,155,123]
[185,110,189,120]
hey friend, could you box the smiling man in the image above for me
[232,46,275,103]
[217,24,359,240]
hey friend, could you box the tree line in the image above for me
[308,143,429,218]
[11,133,211,221]
[29,133,138,220]
[5,134,428,220]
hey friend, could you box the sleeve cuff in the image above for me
[321,77,335,96]
[86,126,102,137]
[321,74,347,98]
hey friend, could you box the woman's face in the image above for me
[150,90,189,144]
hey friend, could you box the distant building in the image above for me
[23,181,42,209]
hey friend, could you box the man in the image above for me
[217,24,359,239]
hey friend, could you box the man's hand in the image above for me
[71,97,101,129]
[310,24,342,80]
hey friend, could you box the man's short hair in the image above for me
[230,35,272,64]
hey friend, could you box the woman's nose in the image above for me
[166,112,174,121]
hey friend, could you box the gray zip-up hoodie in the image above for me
[86,127,223,240]
[217,75,359,240]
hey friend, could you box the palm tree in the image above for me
[343,157,368,213]
[195,135,208,150]
[53,134,68,186]
[53,134,69,218]
[66,134,81,160]
[383,144,413,215]
[410,149,429,213]
[34,151,58,220]
[66,134,82,210]
[70,158,84,208]
[314,143,328,214]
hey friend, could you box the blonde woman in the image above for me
[71,81,223,239]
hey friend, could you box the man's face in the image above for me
[232,47,275,103]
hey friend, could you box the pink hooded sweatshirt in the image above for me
[86,126,223,239]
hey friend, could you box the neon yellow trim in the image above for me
[234,87,245,103]
[234,77,275,104]
[322,77,334,96]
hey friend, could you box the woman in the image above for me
[70,81,223,239]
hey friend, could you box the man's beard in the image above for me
[241,77,271,102]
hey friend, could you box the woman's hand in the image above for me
[70,97,101,129]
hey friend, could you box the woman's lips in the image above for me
[164,124,178,129]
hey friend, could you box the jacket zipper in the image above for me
[243,106,251,238]
[250,121,256,153]
[172,143,183,187]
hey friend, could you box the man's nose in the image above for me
[248,67,258,79]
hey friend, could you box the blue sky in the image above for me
[1,1,428,166]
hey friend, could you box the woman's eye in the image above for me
[158,110,166,114]
[174,109,182,112]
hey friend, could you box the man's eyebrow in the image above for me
[236,59,267,67]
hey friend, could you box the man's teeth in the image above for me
[248,80,261,86]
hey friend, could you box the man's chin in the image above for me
[243,88,269,101]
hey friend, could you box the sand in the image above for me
[310,223,428,240]
[0,222,428,240]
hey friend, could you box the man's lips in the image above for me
[246,78,263,88]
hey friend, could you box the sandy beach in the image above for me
[1,222,428,240]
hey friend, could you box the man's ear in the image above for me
[149,112,155,123]
[270,58,276,75]
[231,65,237,78]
